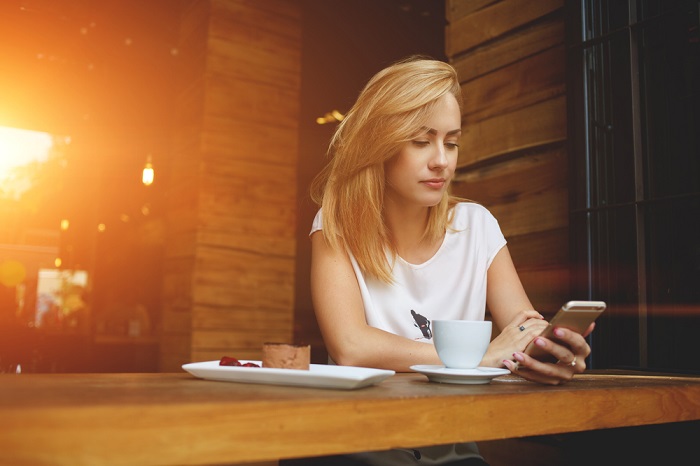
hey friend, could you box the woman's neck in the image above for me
[384,203,441,264]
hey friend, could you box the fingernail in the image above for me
[513,352,524,362]
[535,337,546,347]
[554,328,565,338]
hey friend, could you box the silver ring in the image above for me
[519,325,525,332]
[570,357,577,367]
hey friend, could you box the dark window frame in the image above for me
[566,0,700,374]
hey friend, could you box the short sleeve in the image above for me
[309,208,323,236]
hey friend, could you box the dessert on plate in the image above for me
[262,342,311,370]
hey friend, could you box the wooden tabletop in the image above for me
[2,369,700,465]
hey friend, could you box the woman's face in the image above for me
[384,93,461,210]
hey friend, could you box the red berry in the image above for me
[219,356,260,368]
[219,356,241,366]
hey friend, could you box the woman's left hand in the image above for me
[502,323,595,385]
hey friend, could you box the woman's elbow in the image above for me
[326,343,368,368]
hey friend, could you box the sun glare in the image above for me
[0,126,55,197]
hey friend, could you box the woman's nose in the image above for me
[429,145,448,169]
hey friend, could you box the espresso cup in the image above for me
[432,320,492,369]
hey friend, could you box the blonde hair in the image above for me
[311,56,465,283]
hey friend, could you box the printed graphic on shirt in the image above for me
[411,310,432,340]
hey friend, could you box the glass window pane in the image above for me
[580,32,636,209]
[582,0,630,41]
[575,207,641,369]
[639,3,700,198]
[646,198,700,372]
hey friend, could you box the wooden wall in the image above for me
[446,0,569,318]
[160,0,301,371]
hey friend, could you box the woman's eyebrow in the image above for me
[421,127,462,136]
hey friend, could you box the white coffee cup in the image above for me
[432,320,492,369]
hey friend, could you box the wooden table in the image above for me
[2,370,700,465]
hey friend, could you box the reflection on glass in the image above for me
[35,268,89,330]
[0,125,73,331]
[0,126,69,200]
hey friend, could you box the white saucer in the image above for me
[410,365,510,385]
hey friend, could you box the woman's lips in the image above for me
[421,178,446,189]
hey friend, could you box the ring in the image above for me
[569,358,577,367]
[519,325,525,332]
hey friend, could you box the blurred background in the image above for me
[0,0,445,372]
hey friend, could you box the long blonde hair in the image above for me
[311,56,464,283]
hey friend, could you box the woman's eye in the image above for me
[445,142,460,150]
[412,140,430,147]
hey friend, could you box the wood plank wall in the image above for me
[446,0,570,318]
[160,0,301,371]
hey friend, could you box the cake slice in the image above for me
[262,342,311,370]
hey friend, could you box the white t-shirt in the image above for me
[310,202,506,344]
[309,202,506,466]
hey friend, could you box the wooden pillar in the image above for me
[160,0,301,371]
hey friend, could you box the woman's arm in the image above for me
[310,231,442,372]
[482,245,548,366]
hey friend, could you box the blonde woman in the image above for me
[284,56,594,466]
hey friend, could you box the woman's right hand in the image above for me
[479,310,547,368]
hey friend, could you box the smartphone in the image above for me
[523,300,607,363]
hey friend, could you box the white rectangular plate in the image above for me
[182,360,395,390]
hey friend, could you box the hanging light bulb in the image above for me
[142,154,154,186]
[315,109,345,125]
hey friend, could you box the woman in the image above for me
[287,56,594,466]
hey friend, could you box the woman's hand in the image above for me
[501,323,595,385]
[480,310,547,367]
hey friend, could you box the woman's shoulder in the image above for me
[450,201,495,227]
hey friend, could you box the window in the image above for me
[567,0,700,373]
